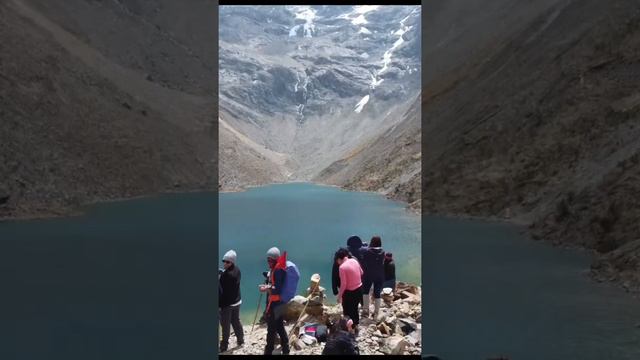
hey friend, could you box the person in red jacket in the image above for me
[259,247,289,355]
[335,247,363,333]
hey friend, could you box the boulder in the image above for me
[284,296,307,321]
[382,335,408,355]
[305,304,324,316]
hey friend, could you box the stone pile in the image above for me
[222,281,421,356]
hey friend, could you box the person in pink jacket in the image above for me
[335,247,364,332]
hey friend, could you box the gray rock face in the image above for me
[1,0,216,220]
[420,0,640,291]
[219,5,421,187]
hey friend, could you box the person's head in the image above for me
[266,247,280,268]
[346,235,363,249]
[370,236,382,248]
[334,247,350,266]
[385,252,393,261]
[222,250,236,269]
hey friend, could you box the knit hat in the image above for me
[266,247,281,260]
[223,250,237,264]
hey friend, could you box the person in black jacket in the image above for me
[360,236,385,319]
[383,252,396,291]
[219,250,244,352]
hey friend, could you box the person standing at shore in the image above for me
[360,236,385,319]
[332,235,366,296]
[335,248,363,333]
[261,247,290,355]
[219,250,244,352]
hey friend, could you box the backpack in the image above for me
[281,259,300,303]
[272,251,300,303]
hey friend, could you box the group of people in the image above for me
[218,236,396,355]
[331,235,396,335]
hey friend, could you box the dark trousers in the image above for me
[342,286,362,326]
[362,277,383,298]
[383,279,396,291]
[220,304,244,349]
[265,303,289,355]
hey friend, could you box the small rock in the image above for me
[377,322,391,336]
[398,318,418,334]
[385,315,397,326]
[406,329,421,345]
[382,335,408,355]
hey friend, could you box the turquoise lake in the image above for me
[219,182,422,322]
[0,192,218,360]
[423,216,640,360]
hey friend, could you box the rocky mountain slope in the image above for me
[314,95,421,212]
[218,5,421,195]
[0,0,216,219]
[421,0,640,292]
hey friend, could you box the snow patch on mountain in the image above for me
[379,10,417,75]
[354,94,370,113]
[289,6,317,38]
[370,73,384,89]
[338,5,380,27]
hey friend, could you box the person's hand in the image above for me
[336,296,341,304]
[259,284,269,292]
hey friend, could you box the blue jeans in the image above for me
[362,277,383,298]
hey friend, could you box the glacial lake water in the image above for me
[219,182,422,323]
[423,216,640,360]
[0,192,218,360]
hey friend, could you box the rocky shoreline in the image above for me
[221,282,422,356]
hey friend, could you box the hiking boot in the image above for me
[220,343,228,353]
